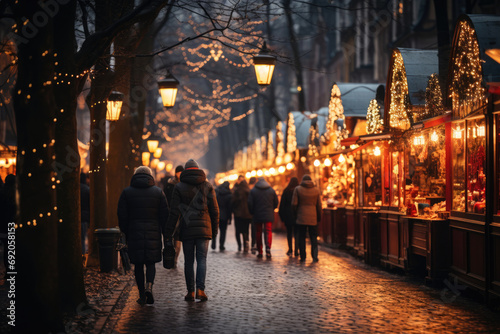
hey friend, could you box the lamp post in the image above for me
[158,72,179,108]
[253,41,276,86]
[106,91,124,121]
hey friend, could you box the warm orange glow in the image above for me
[153,147,162,159]
[147,140,159,153]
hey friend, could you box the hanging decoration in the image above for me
[286,113,297,153]
[366,99,383,134]
[449,20,485,118]
[389,51,411,130]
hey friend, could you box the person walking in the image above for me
[292,175,322,262]
[214,181,232,251]
[248,177,258,254]
[118,166,169,305]
[279,177,300,257]
[248,177,278,259]
[164,165,184,268]
[80,172,90,255]
[165,159,219,302]
[231,176,252,253]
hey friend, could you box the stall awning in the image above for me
[340,136,359,147]
[357,133,391,142]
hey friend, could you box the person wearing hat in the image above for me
[164,165,185,268]
[118,166,169,305]
[291,175,322,262]
[165,159,219,302]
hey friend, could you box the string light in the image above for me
[322,84,348,150]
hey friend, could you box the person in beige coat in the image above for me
[291,175,322,262]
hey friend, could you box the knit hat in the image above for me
[249,177,257,185]
[175,165,184,173]
[185,159,199,169]
[302,174,312,181]
[134,166,153,176]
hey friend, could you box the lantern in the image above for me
[142,152,151,166]
[106,91,124,121]
[253,42,276,86]
[147,139,159,153]
[158,73,179,108]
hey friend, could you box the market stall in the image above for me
[447,14,500,300]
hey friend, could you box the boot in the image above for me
[184,291,195,301]
[136,291,146,305]
[196,288,208,301]
[243,241,249,253]
[145,282,154,304]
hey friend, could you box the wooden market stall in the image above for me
[447,14,500,301]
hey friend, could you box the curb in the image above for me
[94,279,131,334]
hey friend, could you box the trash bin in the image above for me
[94,227,121,273]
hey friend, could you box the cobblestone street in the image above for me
[105,224,500,334]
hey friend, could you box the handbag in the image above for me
[163,239,176,269]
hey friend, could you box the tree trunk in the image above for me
[52,0,87,312]
[14,10,62,332]
[283,0,306,112]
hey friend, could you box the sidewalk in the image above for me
[102,223,500,334]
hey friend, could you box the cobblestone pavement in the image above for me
[107,224,500,334]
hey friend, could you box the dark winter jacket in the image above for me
[231,180,252,219]
[164,177,179,207]
[117,173,169,264]
[248,178,279,223]
[291,180,322,226]
[216,181,232,222]
[0,175,16,234]
[279,186,297,227]
[165,168,219,241]
[80,182,90,223]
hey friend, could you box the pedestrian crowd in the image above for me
[117,159,322,305]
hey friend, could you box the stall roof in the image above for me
[397,48,438,106]
[291,109,328,149]
[458,15,500,84]
[334,83,383,117]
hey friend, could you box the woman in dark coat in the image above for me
[279,177,299,256]
[214,181,232,251]
[231,177,252,253]
[118,166,169,305]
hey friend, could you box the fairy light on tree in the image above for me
[389,51,411,130]
[366,99,383,134]
[421,73,444,121]
[267,130,275,164]
[322,84,348,150]
[308,125,319,158]
[275,121,285,164]
[449,20,486,118]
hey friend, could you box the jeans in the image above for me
[285,224,299,254]
[183,238,210,292]
[235,217,251,251]
[134,262,156,293]
[255,222,272,254]
[298,224,318,261]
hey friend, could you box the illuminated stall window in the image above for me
[390,151,405,207]
[497,114,500,214]
[452,118,486,213]
[361,145,382,207]
[406,126,446,215]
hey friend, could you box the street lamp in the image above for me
[253,42,276,86]
[153,147,162,159]
[158,72,179,108]
[486,49,500,63]
[106,91,124,121]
